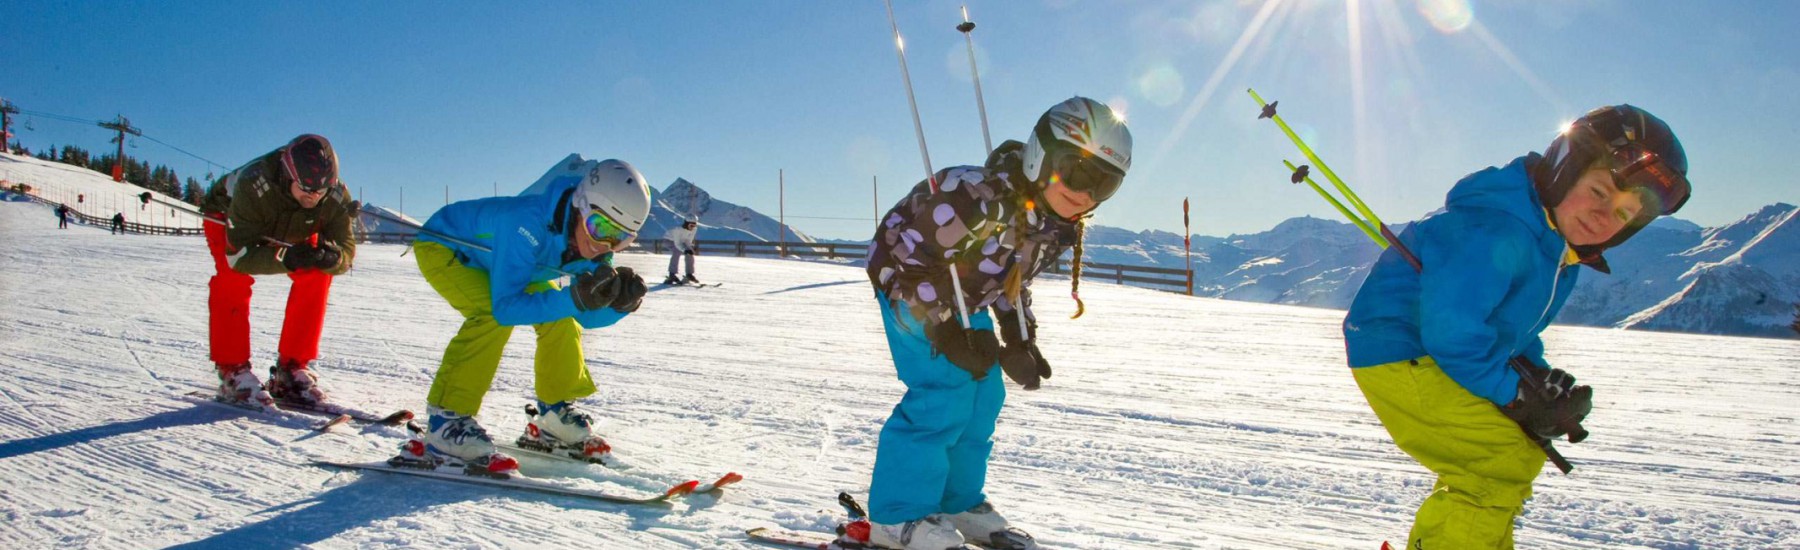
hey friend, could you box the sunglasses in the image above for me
[583,211,637,248]
[1043,148,1126,202]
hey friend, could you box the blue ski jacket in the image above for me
[1343,154,1579,406]
[418,180,627,329]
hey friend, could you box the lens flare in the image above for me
[1416,0,1473,34]
[1136,65,1186,108]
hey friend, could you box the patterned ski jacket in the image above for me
[418,178,627,329]
[866,141,1080,336]
[200,148,357,276]
[1343,154,1581,406]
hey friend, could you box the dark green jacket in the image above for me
[202,150,356,276]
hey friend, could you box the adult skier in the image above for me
[110,212,125,234]
[1343,105,1691,549]
[55,204,68,229]
[200,134,355,408]
[400,158,651,476]
[663,219,699,285]
[862,97,1131,550]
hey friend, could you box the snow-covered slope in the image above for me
[1,198,1795,549]
[355,204,420,238]
[0,151,208,230]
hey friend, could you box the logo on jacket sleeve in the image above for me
[517,227,540,247]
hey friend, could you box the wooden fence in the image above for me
[13,191,204,236]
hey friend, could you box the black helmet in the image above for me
[282,134,339,193]
[1536,104,1690,251]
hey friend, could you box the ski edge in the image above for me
[311,460,685,506]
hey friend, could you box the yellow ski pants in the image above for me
[415,241,594,416]
[1353,356,1546,550]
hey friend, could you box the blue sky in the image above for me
[7,0,1796,240]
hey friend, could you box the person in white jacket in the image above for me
[664,220,699,285]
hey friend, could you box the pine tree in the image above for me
[183,177,204,206]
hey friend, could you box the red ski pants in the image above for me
[205,219,334,367]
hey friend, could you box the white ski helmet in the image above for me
[1021,96,1132,202]
[574,159,652,237]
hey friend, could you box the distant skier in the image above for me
[861,97,1131,550]
[663,219,699,285]
[199,134,355,409]
[55,204,69,229]
[110,212,125,234]
[399,158,651,477]
[1343,105,1691,549]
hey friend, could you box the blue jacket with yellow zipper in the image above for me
[1344,154,1581,406]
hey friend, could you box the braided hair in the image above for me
[1069,218,1088,319]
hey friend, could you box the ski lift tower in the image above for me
[98,116,142,183]
[0,98,18,151]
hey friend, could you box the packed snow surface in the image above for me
[0,200,1795,549]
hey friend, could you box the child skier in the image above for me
[663,219,699,285]
[862,97,1131,550]
[400,158,652,476]
[200,134,355,409]
[1343,105,1691,548]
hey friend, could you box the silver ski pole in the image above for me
[957,5,993,156]
[957,4,1030,343]
[884,0,974,329]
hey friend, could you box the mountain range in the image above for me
[643,177,1796,339]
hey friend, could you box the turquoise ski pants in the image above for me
[868,293,1005,524]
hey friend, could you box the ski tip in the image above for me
[664,480,701,498]
[381,409,416,424]
[710,472,744,489]
[1380,542,1398,550]
[315,414,353,432]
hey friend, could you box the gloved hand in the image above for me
[608,267,646,313]
[925,319,1000,381]
[995,309,1051,390]
[684,248,696,256]
[571,267,623,312]
[281,241,341,271]
[1502,360,1593,443]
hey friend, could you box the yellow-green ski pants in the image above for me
[415,241,594,416]
[1353,356,1546,550]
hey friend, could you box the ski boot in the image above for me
[947,502,1037,549]
[517,400,615,465]
[391,406,520,478]
[683,274,700,285]
[215,362,275,409]
[664,273,682,285]
[868,514,967,550]
[267,359,328,407]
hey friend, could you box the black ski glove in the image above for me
[1502,360,1593,443]
[995,309,1051,390]
[925,319,1000,381]
[282,241,341,271]
[608,267,647,313]
[571,267,623,312]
